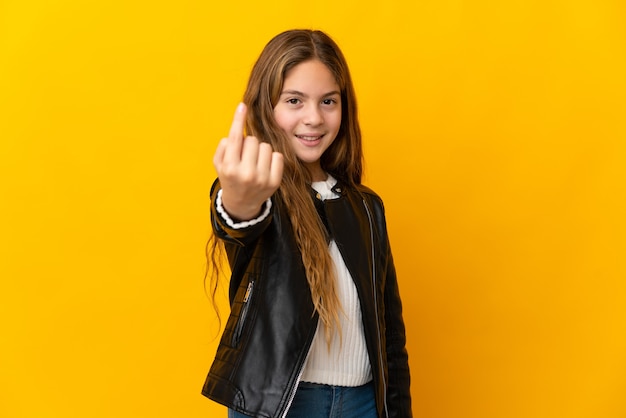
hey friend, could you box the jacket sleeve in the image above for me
[383,246,413,417]
[210,178,273,248]
[373,195,412,418]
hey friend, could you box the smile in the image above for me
[296,134,325,141]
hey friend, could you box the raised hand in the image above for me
[213,103,284,221]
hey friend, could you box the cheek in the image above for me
[273,110,293,133]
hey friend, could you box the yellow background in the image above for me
[1,1,625,417]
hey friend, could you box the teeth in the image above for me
[298,135,322,141]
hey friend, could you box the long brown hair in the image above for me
[209,29,363,344]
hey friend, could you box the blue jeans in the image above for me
[228,381,377,418]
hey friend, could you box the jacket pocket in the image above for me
[232,280,254,347]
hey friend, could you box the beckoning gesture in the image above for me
[213,103,284,221]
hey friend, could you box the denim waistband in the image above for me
[298,380,373,389]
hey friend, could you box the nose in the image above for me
[303,104,323,126]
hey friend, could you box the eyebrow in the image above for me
[280,89,341,98]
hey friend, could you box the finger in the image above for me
[224,102,247,162]
[268,152,284,189]
[212,137,228,171]
[240,136,260,173]
[256,142,274,181]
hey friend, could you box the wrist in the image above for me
[216,189,272,229]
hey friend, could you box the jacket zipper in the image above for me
[280,318,318,418]
[362,198,389,418]
[232,280,254,347]
[280,361,306,418]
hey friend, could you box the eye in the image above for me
[322,98,337,105]
[287,98,301,105]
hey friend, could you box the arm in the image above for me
[209,178,273,247]
[366,191,412,417]
[383,248,412,418]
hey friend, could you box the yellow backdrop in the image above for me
[1,1,625,417]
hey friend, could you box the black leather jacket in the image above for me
[202,179,412,418]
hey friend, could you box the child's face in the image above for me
[274,59,341,182]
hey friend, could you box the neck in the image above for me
[305,164,327,182]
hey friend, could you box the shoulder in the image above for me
[354,184,385,209]
[355,183,379,197]
[345,183,388,226]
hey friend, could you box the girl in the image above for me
[203,29,412,418]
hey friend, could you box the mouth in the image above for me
[296,134,325,141]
